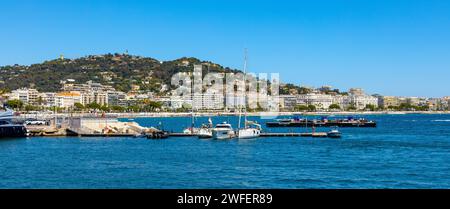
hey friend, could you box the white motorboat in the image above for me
[211,122,235,140]
[327,127,342,138]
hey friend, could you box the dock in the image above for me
[260,132,329,137]
[169,133,196,137]
[166,132,331,138]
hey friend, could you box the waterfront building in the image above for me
[190,93,225,110]
[348,95,378,110]
[225,93,245,111]
[202,93,225,110]
[297,93,334,110]
[347,88,378,110]
[9,88,40,105]
[107,91,127,106]
[279,95,297,111]
[81,92,108,106]
[39,92,56,107]
[331,95,349,110]
[406,97,421,106]
[379,96,400,109]
[55,92,81,108]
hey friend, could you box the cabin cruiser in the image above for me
[0,108,28,138]
[238,120,261,139]
[211,122,235,140]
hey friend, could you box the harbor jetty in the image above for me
[66,117,154,137]
[168,131,334,138]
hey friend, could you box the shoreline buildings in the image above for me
[4,81,450,112]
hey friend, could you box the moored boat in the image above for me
[211,122,235,140]
[266,116,376,128]
[0,108,28,138]
[327,127,342,138]
[238,121,261,139]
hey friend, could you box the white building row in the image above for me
[280,92,379,111]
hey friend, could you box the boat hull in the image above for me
[238,128,261,139]
[0,125,28,138]
[197,129,212,139]
[212,130,235,140]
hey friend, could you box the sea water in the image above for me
[0,114,449,188]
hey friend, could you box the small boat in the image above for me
[197,125,213,138]
[211,122,235,140]
[327,127,342,138]
[197,118,213,139]
[184,118,213,138]
[183,127,200,134]
[147,130,169,139]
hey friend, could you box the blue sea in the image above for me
[1,114,449,189]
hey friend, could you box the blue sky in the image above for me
[1,0,449,97]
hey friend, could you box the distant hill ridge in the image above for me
[0,53,241,93]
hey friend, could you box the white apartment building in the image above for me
[55,92,81,108]
[348,95,379,110]
[332,95,349,109]
[9,88,40,105]
[192,93,224,110]
[279,95,297,110]
[297,93,334,110]
[81,92,108,106]
[39,92,56,107]
[62,80,115,92]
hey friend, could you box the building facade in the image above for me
[9,88,40,105]
[55,92,81,108]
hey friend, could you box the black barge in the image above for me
[266,117,377,128]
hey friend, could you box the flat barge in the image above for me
[266,117,376,128]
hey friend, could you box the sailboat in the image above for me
[237,49,262,139]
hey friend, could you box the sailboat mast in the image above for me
[243,49,248,129]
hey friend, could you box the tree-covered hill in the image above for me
[0,53,240,93]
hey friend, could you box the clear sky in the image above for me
[1,0,449,97]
